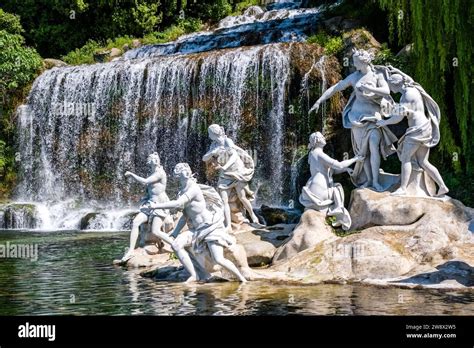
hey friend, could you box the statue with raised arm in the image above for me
[300,132,363,230]
[149,163,247,283]
[376,66,449,197]
[309,49,398,192]
[121,152,173,262]
[202,124,260,229]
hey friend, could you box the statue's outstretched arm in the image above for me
[202,145,220,162]
[377,105,409,127]
[309,74,353,114]
[320,152,362,172]
[124,171,160,185]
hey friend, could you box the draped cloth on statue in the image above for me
[381,65,441,197]
[183,184,236,254]
[342,66,399,190]
[299,175,352,231]
[216,138,255,200]
[139,191,170,219]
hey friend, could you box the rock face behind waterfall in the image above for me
[272,189,474,289]
[16,42,342,214]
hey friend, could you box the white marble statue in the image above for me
[299,132,363,230]
[309,49,398,192]
[149,163,247,283]
[202,124,260,228]
[121,152,173,262]
[376,66,449,197]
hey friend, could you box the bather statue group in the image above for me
[120,49,449,282]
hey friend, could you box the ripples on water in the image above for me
[0,230,472,315]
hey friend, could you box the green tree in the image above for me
[0,30,42,90]
[132,0,163,34]
[378,0,474,175]
[0,8,23,35]
[0,9,42,197]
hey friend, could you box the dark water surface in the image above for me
[0,230,473,315]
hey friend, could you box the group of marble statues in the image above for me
[304,48,449,230]
[122,125,257,282]
[121,48,449,281]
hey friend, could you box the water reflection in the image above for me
[0,230,473,315]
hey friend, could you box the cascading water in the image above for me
[123,5,323,59]
[4,3,338,231]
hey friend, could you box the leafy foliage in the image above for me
[0,0,243,58]
[132,0,163,34]
[0,10,42,198]
[377,0,474,175]
[0,8,23,35]
[307,31,344,55]
[61,18,203,65]
[0,30,42,90]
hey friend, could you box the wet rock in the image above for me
[43,58,67,69]
[323,16,360,34]
[114,248,177,269]
[132,39,141,48]
[93,51,109,63]
[272,189,474,289]
[80,212,106,230]
[244,5,264,16]
[110,47,122,58]
[235,224,294,266]
[257,205,300,226]
[273,209,337,263]
[0,203,38,229]
[322,16,343,34]
[342,29,381,71]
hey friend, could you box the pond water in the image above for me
[0,230,473,316]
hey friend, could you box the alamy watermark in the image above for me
[51,102,96,117]
[0,242,39,262]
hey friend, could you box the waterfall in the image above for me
[123,6,322,60]
[6,3,336,230]
[12,43,304,229]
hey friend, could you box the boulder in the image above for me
[322,16,361,34]
[272,189,474,288]
[80,212,106,230]
[348,189,469,235]
[113,247,177,269]
[273,209,337,263]
[110,48,122,59]
[235,224,294,266]
[43,58,67,70]
[322,16,343,34]
[257,205,301,226]
[132,39,141,48]
[342,29,381,73]
[0,203,38,229]
[93,51,109,63]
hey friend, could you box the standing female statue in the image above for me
[202,124,260,229]
[376,66,449,197]
[309,49,398,191]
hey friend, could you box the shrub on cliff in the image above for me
[0,30,42,91]
[0,10,42,198]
